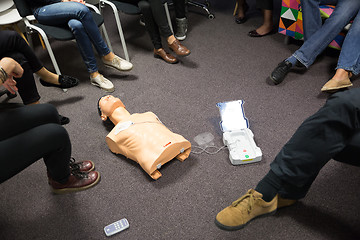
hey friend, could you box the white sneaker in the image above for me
[90,74,114,92]
[102,55,133,71]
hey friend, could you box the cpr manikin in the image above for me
[99,95,191,180]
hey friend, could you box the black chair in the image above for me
[187,0,214,19]
[99,0,173,60]
[13,0,114,76]
[168,0,214,19]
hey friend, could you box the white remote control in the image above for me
[104,218,129,237]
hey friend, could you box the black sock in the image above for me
[255,170,282,202]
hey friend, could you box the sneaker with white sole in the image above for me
[102,55,133,71]
[90,74,114,92]
[175,17,188,41]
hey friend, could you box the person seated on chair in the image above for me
[25,0,133,92]
[215,87,360,231]
[234,0,274,37]
[123,0,191,64]
[0,30,76,124]
[0,56,100,193]
[98,95,191,179]
[270,0,360,92]
[172,0,188,41]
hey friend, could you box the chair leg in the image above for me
[100,0,130,62]
[187,1,214,19]
[164,2,174,34]
[101,24,113,53]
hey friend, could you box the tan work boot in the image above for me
[215,189,277,231]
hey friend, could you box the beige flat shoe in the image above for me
[321,77,353,92]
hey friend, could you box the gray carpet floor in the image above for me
[1,0,360,239]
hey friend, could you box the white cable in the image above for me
[191,145,227,155]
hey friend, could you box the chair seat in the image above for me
[109,0,141,15]
[0,8,22,25]
[34,11,104,41]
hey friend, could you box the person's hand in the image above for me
[69,0,86,4]
[0,57,23,79]
[0,57,23,94]
[3,78,18,94]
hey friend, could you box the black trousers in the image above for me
[271,88,360,199]
[0,30,41,104]
[0,104,71,184]
[123,0,174,49]
[172,0,186,19]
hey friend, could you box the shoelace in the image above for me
[231,191,255,213]
[112,56,121,66]
[72,170,89,180]
[69,157,82,173]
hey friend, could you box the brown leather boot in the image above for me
[69,158,95,172]
[48,171,100,194]
[154,48,178,64]
[168,39,190,56]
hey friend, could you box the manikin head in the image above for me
[98,95,126,121]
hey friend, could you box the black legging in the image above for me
[0,30,41,104]
[0,104,71,184]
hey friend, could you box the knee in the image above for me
[6,52,27,66]
[47,123,69,141]
[1,30,21,41]
[325,90,357,111]
[68,19,85,33]
[37,104,60,124]
[138,0,151,12]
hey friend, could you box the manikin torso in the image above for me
[100,96,191,179]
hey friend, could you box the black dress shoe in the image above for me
[59,114,70,125]
[40,75,79,89]
[235,16,247,24]
[270,60,292,85]
[234,3,248,24]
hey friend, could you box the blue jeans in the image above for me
[336,10,360,75]
[293,0,360,69]
[34,2,111,73]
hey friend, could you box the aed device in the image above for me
[217,100,262,165]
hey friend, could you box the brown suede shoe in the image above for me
[168,39,190,56]
[49,171,100,194]
[215,189,277,231]
[321,78,353,92]
[69,158,94,172]
[278,195,297,209]
[154,49,178,64]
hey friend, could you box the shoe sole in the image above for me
[321,83,353,92]
[169,49,191,57]
[103,63,133,72]
[175,35,186,41]
[269,74,282,85]
[154,54,179,64]
[91,82,115,92]
[51,172,101,194]
[214,209,277,231]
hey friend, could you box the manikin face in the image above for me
[99,95,125,121]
